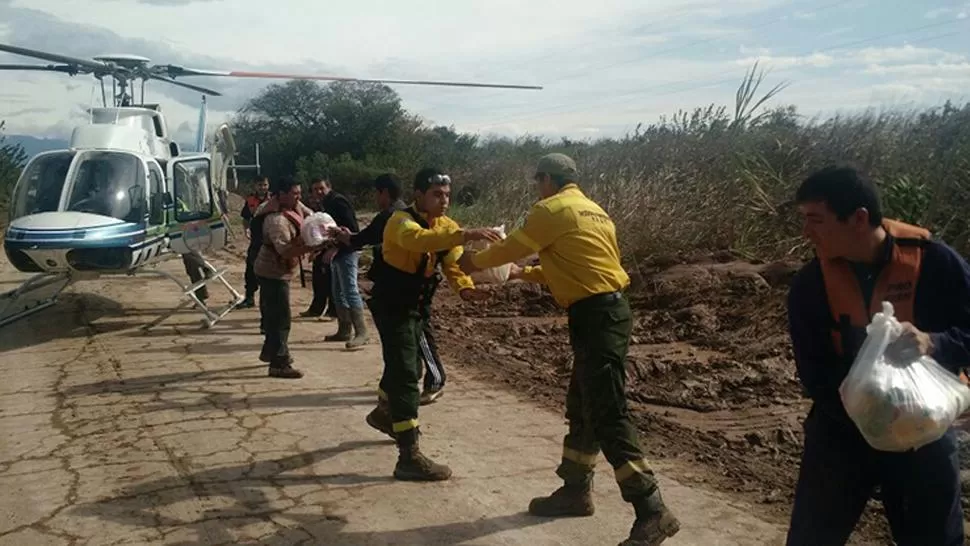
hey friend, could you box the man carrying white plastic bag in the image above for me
[841,301,970,453]
[786,165,970,546]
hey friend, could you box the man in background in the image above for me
[300,178,339,321]
[239,176,270,308]
[315,177,368,350]
[255,177,315,379]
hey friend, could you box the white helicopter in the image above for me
[0,43,541,329]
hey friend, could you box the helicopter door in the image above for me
[167,157,226,254]
[146,161,166,227]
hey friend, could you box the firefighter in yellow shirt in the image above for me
[459,154,680,546]
[365,167,500,481]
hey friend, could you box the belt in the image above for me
[569,291,622,312]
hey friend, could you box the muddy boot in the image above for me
[324,307,352,342]
[620,491,680,546]
[393,428,451,481]
[365,401,396,440]
[528,481,595,517]
[345,307,370,351]
[268,356,303,379]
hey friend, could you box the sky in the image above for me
[0,0,969,142]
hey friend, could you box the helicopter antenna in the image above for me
[88,80,96,123]
[195,95,208,153]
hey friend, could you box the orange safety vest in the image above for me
[819,219,968,384]
[821,219,929,358]
[246,194,266,216]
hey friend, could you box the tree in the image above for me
[0,121,28,206]
[231,80,414,182]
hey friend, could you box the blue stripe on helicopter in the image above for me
[5,221,225,248]
[4,234,163,251]
[5,225,146,244]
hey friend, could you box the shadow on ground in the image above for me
[0,293,131,353]
[72,440,544,546]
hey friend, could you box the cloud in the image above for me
[852,44,965,64]
[3,0,969,141]
[925,2,970,19]
[734,53,835,69]
[739,45,772,56]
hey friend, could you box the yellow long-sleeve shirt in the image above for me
[470,184,629,308]
[381,207,475,293]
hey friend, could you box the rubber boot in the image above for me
[528,479,595,517]
[393,428,451,481]
[365,399,395,440]
[619,490,681,546]
[324,307,352,342]
[345,307,370,351]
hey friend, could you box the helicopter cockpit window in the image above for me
[173,158,212,222]
[10,151,75,220]
[65,151,147,224]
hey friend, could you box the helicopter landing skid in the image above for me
[139,260,244,331]
[0,272,74,328]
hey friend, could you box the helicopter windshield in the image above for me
[9,152,75,220]
[65,151,147,224]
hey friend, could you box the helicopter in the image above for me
[0,42,542,329]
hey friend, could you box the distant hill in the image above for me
[6,135,69,158]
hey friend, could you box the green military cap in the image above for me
[535,153,579,179]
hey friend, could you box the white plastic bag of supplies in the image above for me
[301,212,338,247]
[466,224,512,285]
[839,301,970,452]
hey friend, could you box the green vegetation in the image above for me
[231,67,970,264]
[0,121,28,214]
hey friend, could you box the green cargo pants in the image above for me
[368,296,424,434]
[557,292,658,503]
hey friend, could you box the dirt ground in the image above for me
[429,251,970,546]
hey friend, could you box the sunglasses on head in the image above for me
[429,174,451,185]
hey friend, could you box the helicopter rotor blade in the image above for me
[0,43,105,72]
[0,63,80,75]
[158,66,542,90]
[149,75,223,97]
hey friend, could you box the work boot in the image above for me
[620,491,680,546]
[325,307,352,342]
[393,429,451,481]
[528,481,595,517]
[268,355,303,378]
[345,307,370,350]
[365,401,396,440]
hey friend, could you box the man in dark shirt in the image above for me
[239,176,270,308]
[786,165,970,546]
[336,173,447,404]
[300,179,339,320]
[314,177,367,349]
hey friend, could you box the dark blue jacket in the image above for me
[788,238,970,427]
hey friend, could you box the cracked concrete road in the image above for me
[0,252,785,545]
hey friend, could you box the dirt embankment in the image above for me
[431,254,928,545]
